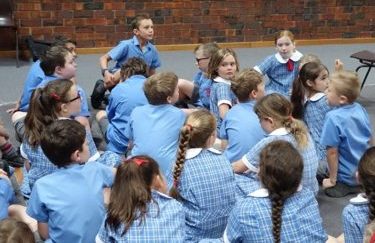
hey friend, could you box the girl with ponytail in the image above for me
[341,147,375,243]
[225,140,327,242]
[232,93,319,195]
[168,109,236,242]
[97,155,185,242]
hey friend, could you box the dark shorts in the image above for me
[190,84,200,104]
[13,117,25,143]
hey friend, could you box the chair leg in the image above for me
[15,29,19,68]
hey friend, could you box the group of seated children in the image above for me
[0,14,374,243]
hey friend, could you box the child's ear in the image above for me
[250,90,257,99]
[133,28,139,36]
[152,174,167,194]
[339,95,349,105]
[306,79,314,88]
[70,149,80,162]
[166,95,173,104]
[55,66,63,76]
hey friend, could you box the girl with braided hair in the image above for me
[97,155,185,242]
[168,109,235,242]
[232,93,319,196]
[225,140,327,242]
[341,147,375,243]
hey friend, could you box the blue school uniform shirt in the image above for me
[26,162,114,243]
[320,103,372,186]
[224,187,327,242]
[243,128,319,195]
[234,173,261,201]
[108,36,161,71]
[220,101,265,162]
[106,75,148,154]
[342,193,369,243]
[97,190,185,243]
[303,93,332,163]
[125,104,185,176]
[254,51,302,96]
[19,60,45,111]
[193,71,212,109]
[37,76,90,117]
[0,178,16,220]
[209,77,237,132]
[167,148,236,242]
[20,127,100,197]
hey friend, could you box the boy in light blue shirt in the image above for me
[92,14,161,109]
[125,72,185,176]
[220,68,265,162]
[320,70,373,198]
[26,119,114,243]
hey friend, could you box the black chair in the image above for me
[0,0,19,67]
[350,50,375,91]
[25,36,53,62]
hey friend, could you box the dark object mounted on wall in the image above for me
[0,0,19,67]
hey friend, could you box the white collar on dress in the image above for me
[275,50,303,63]
[213,76,231,85]
[185,147,222,159]
[248,184,303,198]
[152,190,173,199]
[350,193,368,205]
[308,92,326,102]
[268,127,289,136]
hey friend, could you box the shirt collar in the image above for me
[350,193,368,205]
[275,50,303,63]
[268,127,289,136]
[213,76,231,85]
[249,184,303,198]
[308,92,326,102]
[185,147,221,159]
[132,35,149,49]
[152,190,173,199]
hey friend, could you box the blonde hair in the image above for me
[330,70,360,103]
[143,72,178,105]
[207,48,239,80]
[169,110,216,199]
[300,54,321,67]
[255,93,309,148]
[232,68,263,102]
[194,42,220,57]
[274,30,295,44]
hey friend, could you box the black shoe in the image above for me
[91,79,106,109]
[324,182,360,198]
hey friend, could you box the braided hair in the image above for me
[169,109,216,199]
[258,140,304,243]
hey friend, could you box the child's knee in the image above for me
[95,110,107,123]
[11,111,26,124]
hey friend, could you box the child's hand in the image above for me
[103,72,116,89]
[322,178,336,189]
[0,169,10,182]
[334,59,344,71]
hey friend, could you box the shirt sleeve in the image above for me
[219,115,229,140]
[26,183,49,222]
[243,137,274,172]
[320,113,340,147]
[342,205,363,243]
[108,41,129,62]
[98,163,115,188]
[254,55,274,75]
[150,48,161,69]
[216,83,233,107]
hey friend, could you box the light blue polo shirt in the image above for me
[125,104,185,175]
[19,60,45,111]
[26,162,114,243]
[106,74,148,154]
[108,36,161,71]
[320,103,372,186]
[220,101,265,162]
[0,178,16,220]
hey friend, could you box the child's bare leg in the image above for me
[178,78,195,100]
[8,204,37,232]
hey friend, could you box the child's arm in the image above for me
[323,146,338,189]
[334,59,344,71]
[219,104,230,119]
[99,54,116,88]
[38,222,49,240]
[232,159,249,173]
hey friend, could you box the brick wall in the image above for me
[14,0,375,48]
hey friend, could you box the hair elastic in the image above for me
[133,158,147,166]
[50,92,61,101]
[173,179,179,188]
[370,232,375,243]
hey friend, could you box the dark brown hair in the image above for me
[169,110,216,199]
[24,79,75,147]
[358,147,375,222]
[255,93,309,148]
[105,155,160,235]
[143,72,178,105]
[258,140,303,243]
[0,218,36,243]
[131,14,151,30]
[207,48,239,79]
[40,119,86,168]
[120,57,148,81]
[40,45,70,76]
[291,62,328,119]
[232,68,263,102]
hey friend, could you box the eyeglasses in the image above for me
[195,57,210,63]
[68,93,81,103]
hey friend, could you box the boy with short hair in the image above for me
[125,72,185,176]
[92,14,161,109]
[26,119,114,242]
[220,68,265,162]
